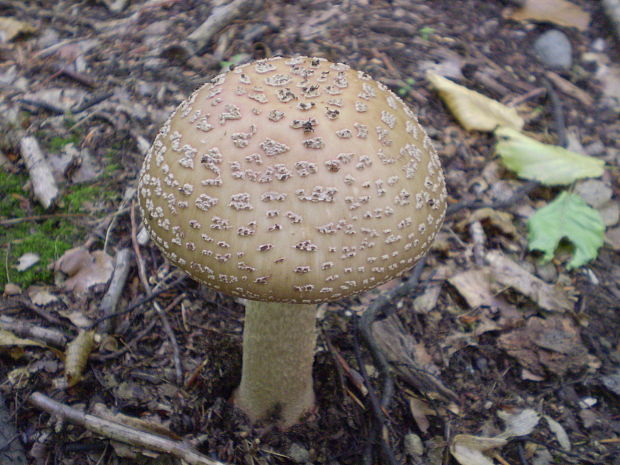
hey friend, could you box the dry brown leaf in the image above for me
[486,251,573,313]
[427,71,524,132]
[498,315,598,377]
[55,248,114,294]
[372,314,459,403]
[450,435,507,465]
[65,330,96,387]
[456,208,517,236]
[408,397,435,433]
[505,0,590,31]
[544,415,571,450]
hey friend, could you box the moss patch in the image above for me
[0,168,115,290]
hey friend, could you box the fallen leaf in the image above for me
[409,397,434,433]
[498,315,596,377]
[16,252,40,272]
[372,314,459,403]
[0,328,47,349]
[601,369,620,396]
[65,330,96,387]
[456,208,517,236]
[29,287,59,306]
[528,192,605,269]
[485,251,573,312]
[495,127,605,186]
[505,0,590,31]
[497,408,540,438]
[450,435,506,465]
[55,248,114,294]
[427,72,524,132]
[544,415,571,450]
[0,17,36,42]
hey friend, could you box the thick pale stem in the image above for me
[234,301,317,427]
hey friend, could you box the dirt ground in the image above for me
[1,0,619,464]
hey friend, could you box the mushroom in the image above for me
[137,56,447,427]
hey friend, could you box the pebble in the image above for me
[286,442,311,464]
[533,30,572,69]
[575,179,612,208]
[404,433,424,456]
[535,261,557,283]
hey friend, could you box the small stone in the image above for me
[599,200,620,226]
[574,179,612,208]
[286,442,311,464]
[2,283,22,296]
[535,261,557,283]
[404,433,424,456]
[533,30,572,69]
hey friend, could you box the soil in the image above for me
[1,1,619,464]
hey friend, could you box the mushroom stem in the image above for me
[234,301,317,427]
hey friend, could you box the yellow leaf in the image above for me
[506,0,590,31]
[427,72,524,132]
[0,17,36,42]
[65,330,96,387]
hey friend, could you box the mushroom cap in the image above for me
[138,56,447,303]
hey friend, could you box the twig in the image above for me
[0,213,90,227]
[29,392,226,465]
[98,248,132,334]
[19,136,59,209]
[86,273,187,329]
[0,315,67,347]
[446,180,540,217]
[353,328,399,465]
[542,78,567,148]
[131,202,183,385]
[164,0,263,58]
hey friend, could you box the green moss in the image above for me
[0,169,116,290]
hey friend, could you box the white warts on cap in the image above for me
[138,56,447,303]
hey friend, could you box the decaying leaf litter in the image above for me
[1,0,619,464]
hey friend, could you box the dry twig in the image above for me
[131,202,183,385]
[29,392,226,465]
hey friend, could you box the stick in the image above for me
[19,136,59,209]
[131,202,183,385]
[98,248,132,334]
[0,315,67,347]
[29,393,226,465]
[166,0,263,58]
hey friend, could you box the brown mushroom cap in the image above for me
[138,56,447,303]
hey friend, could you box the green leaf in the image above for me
[528,192,605,269]
[495,127,604,186]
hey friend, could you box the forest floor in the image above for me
[1,1,619,464]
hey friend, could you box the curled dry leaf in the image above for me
[54,247,114,294]
[497,408,540,438]
[451,409,539,465]
[497,315,599,378]
[543,415,571,451]
[485,250,573,313]
[427,72,524,132]
[65,330,96,387]
[450,435,507,465]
